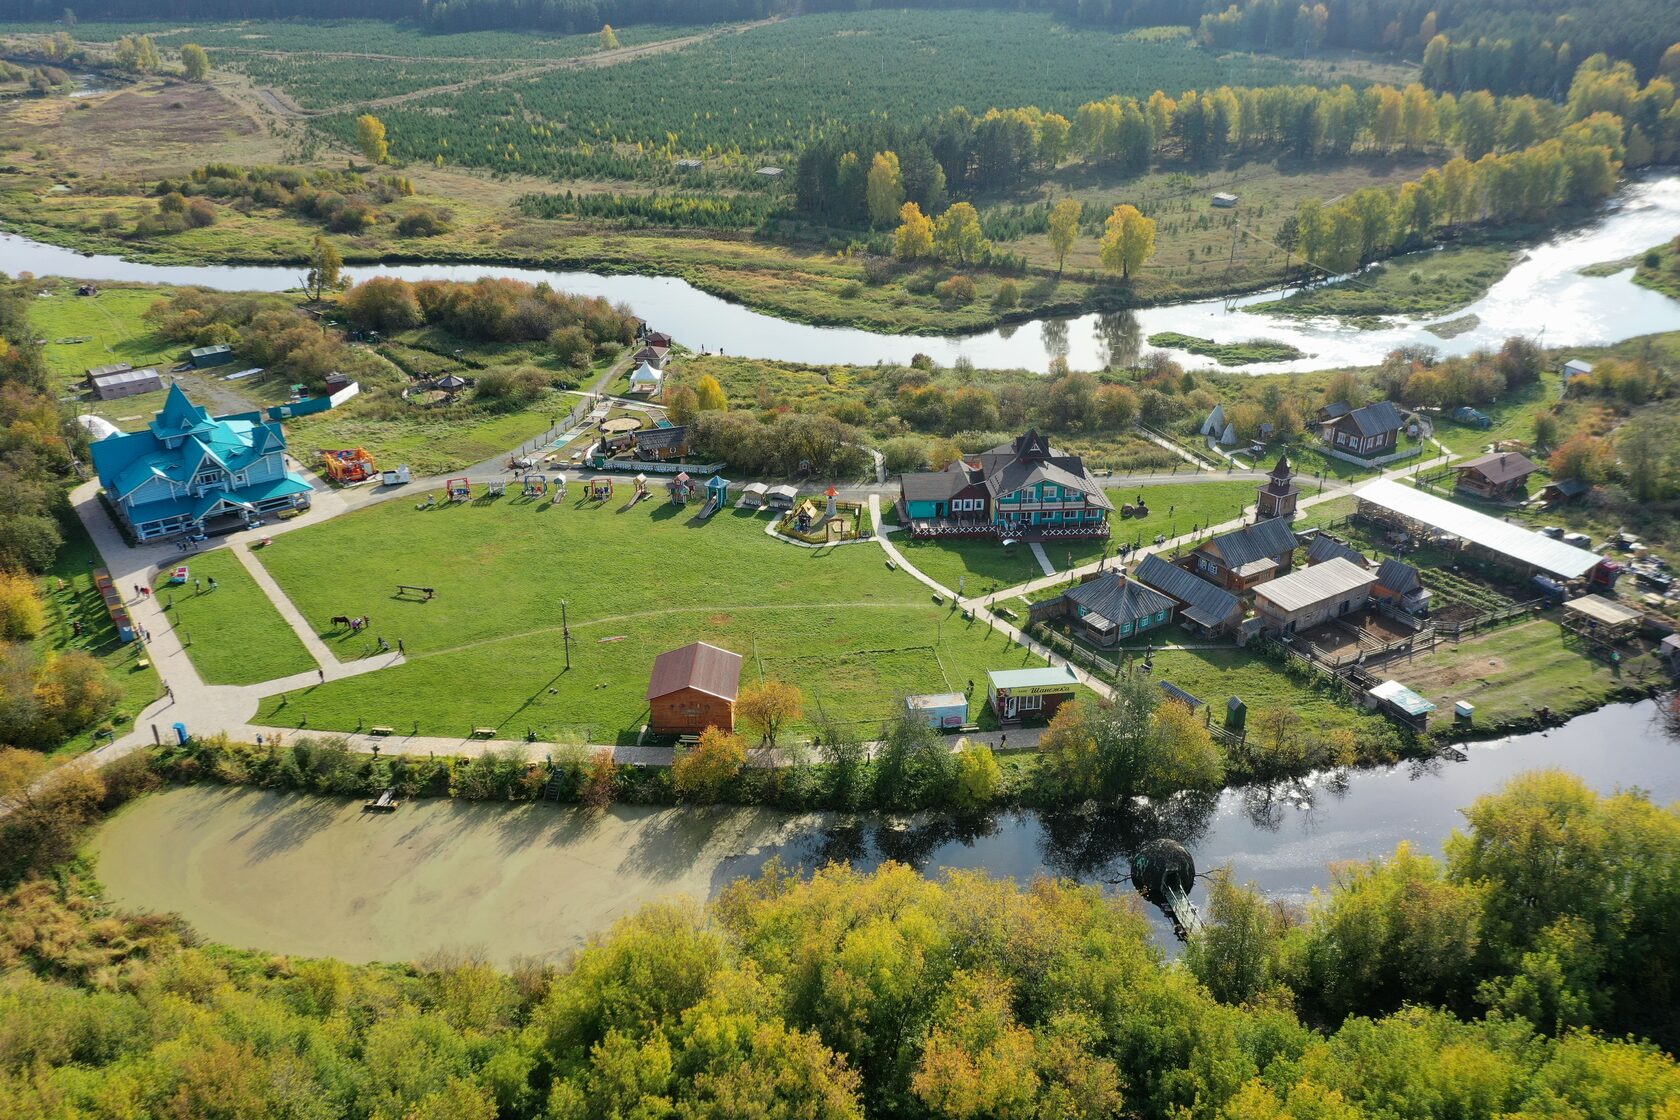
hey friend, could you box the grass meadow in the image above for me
[251,491,1047,741]
[158,549,317,686]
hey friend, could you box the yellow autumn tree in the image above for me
[894,201,935,260]
[738,679,802,746]
[0,571,45,640]
[600,23,621,49]
[1098,203,1156,280]
[1046,198,1083,275]
[694,374,728,412]
[865,151,904,228]
[673,726,747,802]
[356,114,389,165]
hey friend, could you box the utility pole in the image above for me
[561,600,572,670]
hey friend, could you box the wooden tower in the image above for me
[1256,453,1300,521]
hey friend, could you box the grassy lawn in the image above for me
[1428,371,1563,459]
[1138,646,1369,734]
[895,536,1102,597]
[250,496,1051,742]
[1389,618,1654,730]
[285,399,568,477]
[158,549,317,686]
[31,283,180,391]
[1245,242,1520,325]
[1104,479,1259,540]
[38,513,163,760]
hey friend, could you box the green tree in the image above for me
[1184,873,1291,1005]
[303,234,344,301]
[865,151,904,228]
[179,42,209,80]
[1098,204,1156,280]
[356,113,390,164]
[953,741,1002,810]
[933,202,988,265]
[1047,198,1083,276]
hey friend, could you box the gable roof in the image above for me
[1355,478,1601,580]
[635,425,688,452]
[1320,401,1352,419]
[1375,558,1423,595]
[1335,400,1404,437]
[1135,553,1242,628]
[91,387,292,503]
[1253,557,1377,614]
[901,461,977,502]
[1456,452,1540,485]
[1202,518,1298,568]
[646,641,742,702]
[1064,571,1175,626]
[1306,535,1369,568]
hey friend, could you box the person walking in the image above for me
[318,668,325,683]
[194,578,201,592]
[208,576,218,592]
[397,638,405,654]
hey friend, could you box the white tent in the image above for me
[628,362,663,390]
[1200,404,1226,437]
[1219,422,1238,446]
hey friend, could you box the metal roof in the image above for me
[1253,557,1376,614]
[90,367,161,389]
[1306,534,1368,568]
[1456,452,1540,484]
[988,665,1080,691]
[1135,554,1242,629]
[1355,478,1601,579]
[1563,594,1642,627]
[1369,679,1436,716]
[1063,571,1176,626]
[1203,518,1298,568]
[646,641,742,702]
[1376,557,1423,595]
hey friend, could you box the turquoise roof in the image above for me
[90,386,308,525]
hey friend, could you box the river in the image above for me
[89,700,1679,964]
[8,175,1680,372]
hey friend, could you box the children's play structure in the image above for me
[446,477,471,502]
[668,471,695,504]
[587,477,615,502]
[320,447,377,484]
[487,479,507,498]
[523,472,548,498]
[701,475,730,518]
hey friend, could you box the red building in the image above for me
[646,641,743,735]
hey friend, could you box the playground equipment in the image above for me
[701,475,730,519]
[523,472,548,498]
[487,479,507,498]
[551,473,568,503]
[629,473,649,505]
[381,465,411,486]
[446,477,471,502]
[167,565,189,585]
[320,447,377,483]
[668,471,694,504]
[587,477,615,502]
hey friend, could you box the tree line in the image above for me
[3,752,1680,1116]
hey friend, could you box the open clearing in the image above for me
[251,492,1045,740]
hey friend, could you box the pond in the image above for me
[90,700,1680,964]
[8,175,1680,372]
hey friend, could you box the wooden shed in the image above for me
[646,641,743,735]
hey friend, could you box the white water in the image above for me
[7,175,1680,372]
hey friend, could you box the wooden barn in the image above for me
[646,641,743,735]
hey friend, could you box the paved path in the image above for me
[41,401,1454,792]
[1028,541,1055,577]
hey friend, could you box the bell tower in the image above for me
[1256,453,1299,521]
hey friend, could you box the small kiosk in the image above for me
[987,665,1080,723]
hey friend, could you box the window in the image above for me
[1198,556,1220,576]
[1018,693,1042,711]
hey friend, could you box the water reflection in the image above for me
[1040,318,1070,362]
[1094,311,1142,370]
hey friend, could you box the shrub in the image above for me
[838,280,864,299]
[934,274,976,304]
[993,279,1020,309]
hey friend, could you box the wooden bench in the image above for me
[470,727,498,739]
[369,726,394,736]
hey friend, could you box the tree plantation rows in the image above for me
[310,13,1294,179]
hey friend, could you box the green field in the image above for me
[1247,243,1519,325]
[38,514,163,760]
[158,548,317,686]
[1428,371,1563,459]
[250,495,1048,741]
[1104,479,1258,541]
[32,284,179,390]
[287,398,569,477]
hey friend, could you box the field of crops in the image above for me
[314,12,1298,179]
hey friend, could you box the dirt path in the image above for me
[260,19,777,118]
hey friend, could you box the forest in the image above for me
[1,760,1679,1118]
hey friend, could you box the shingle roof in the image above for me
[1342,400,1404,437]
[1204,518,1298,568]
[1456,452,1540,485]
[1064,571,1176,626]
[1253,557,1376,614]
[900,462,975,502]
[1306,535,1368,568]
[1135,554,1242,629]
[646,641,742,702]
[635,425,688,452]
[1375,558,1422,595]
